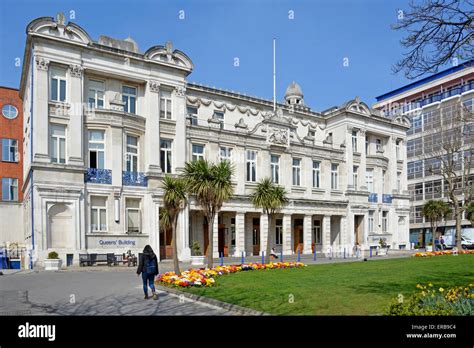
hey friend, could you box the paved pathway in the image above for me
[0,269,239,315]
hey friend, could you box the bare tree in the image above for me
[423,101,474,249]
[392,0,473,79]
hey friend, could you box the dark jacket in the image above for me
[136,252,159,276]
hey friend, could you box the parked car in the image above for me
[443,227,474,249]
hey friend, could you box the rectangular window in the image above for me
[2,138,18,162]
[331,163,338,190]
[1,178,18,201]
[376,138,382,153]
[352,130,358,153]
[192,144,205,162]
[213,111,225,121]
[126,198,141,234]
[312,161,320,188]
[91,196,107,232]
[187,106,198,125]
[160,139,172,173]
[292,158,301,186]
[313,220,322,244]
[382,211,388,233]
[160,90,172,119]
[275,219,283,245]
[126,135,138,172]
[122,86,137,114]
[230,218,236,247]
[50,124,66,164]
[219,147,232,163]
[365,136,369,155]
[88,130,105,169]
[88,80,104,109]
[353,166,358,190]
[50,67,66,102]
[271,155,280,184]
[366,168,374,192]
[246,150,257,182]
[368,210,375,233]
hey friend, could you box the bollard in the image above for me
[313,249,317,261]
[344,248,346,259]
[220,252,224,266]
[370,247,373,258]
[297,249,301,262]
[280,250,283,262]
[241,251,244,265]
[261,251,265,264]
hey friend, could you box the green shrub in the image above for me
[386,283,474,316]
[191,241,202,256]
[47,251,59,259]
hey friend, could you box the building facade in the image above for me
[373,60,474,247]
[17,14,411,266]
[0,86,24,246]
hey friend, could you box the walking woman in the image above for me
[136,245,159,300]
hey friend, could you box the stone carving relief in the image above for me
[69,64,83,78]
[35,57,49,71]
[267,126,289,147]
[148,80,160,93]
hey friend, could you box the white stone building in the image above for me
[17,14,411,266]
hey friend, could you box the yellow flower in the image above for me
[439,288,444,292]
[428,283,433,287]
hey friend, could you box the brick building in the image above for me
[0,86,24,246]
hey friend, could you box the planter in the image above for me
[191,256,205,266]
[44,258,62,271]
[426,246,433,252]
[9,258,21,269]
[378,248,388,256]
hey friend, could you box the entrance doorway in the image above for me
[354,215,364,245]
[218,225,228,256]
[294,219,304,253]
[252,218,260,255]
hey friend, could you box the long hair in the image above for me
[143,245,154,255]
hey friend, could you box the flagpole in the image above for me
[273,38,276,112]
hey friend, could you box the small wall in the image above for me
[0,202,24,245]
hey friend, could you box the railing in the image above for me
[85,168,112,184]
[368,193,378,203]
[384,81,474,117]
[122,171,148,187]
[382,194,393,204]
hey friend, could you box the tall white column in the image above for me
[32,57,50,163]
[67,64,84,166]
[282,214,292,255]
[340,216,348,255]
[173,86,187,171]
[178,207,191,262]
[260,213,269,256]
[322,215,331,256]
[303,215,312,254]
[235,212,245,257]
[145,80,161,174]
[213,216,219,258]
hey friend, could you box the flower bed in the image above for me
[413,250,474,257]
[386,283,474,316]
[157,262,306,287]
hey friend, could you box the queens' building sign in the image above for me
[13,13,411,266]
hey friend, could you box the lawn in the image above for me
[181,255,474,315]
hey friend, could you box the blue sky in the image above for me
[0,0,445,110]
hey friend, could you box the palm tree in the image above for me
[161,175,187,275]
[183,159,234,268]
[421,200,452,249]
[251,178,288,264]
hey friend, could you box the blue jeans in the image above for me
[142,272,156,296]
